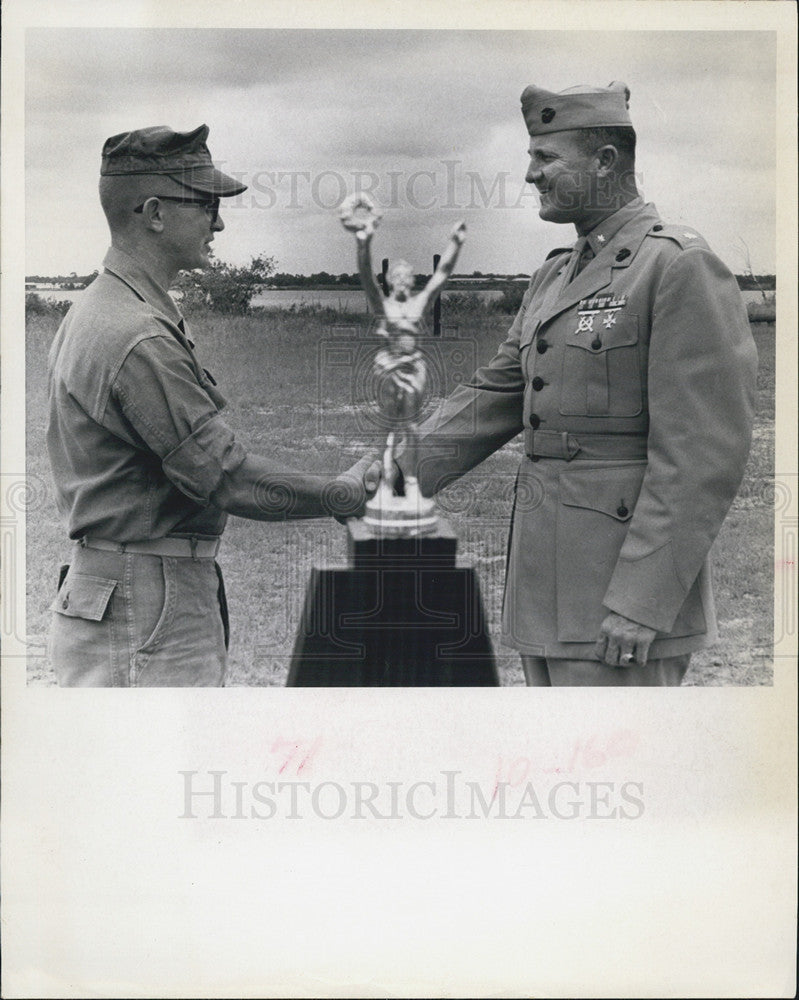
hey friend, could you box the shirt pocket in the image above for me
[50,572,117,621]
[555,463,644,642]
[559,312,643,417]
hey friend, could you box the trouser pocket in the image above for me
[130,557,175,683]
[50,566,121,686]
[130,557,226,687]
[215,561,230,650]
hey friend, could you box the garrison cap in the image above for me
[100,124,247,197]
[521,81,631,135]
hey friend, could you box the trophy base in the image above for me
[286,518,498,686]
[363,481,438,537]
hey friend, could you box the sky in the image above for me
[25,27,776,276]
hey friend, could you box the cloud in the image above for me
[24,28,777,274]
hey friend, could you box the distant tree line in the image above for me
[735,274,776,291]
[25,256,776,321]
[27,267,775,292]
[26,270,99,289]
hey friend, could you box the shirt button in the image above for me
[529,413,541,429]
[531,376,545,391]
[617,505,629,518]
[62,595,70,609]
[536,340,549,354]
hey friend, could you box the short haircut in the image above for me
[575,125,637,165]
[98,174,187,233]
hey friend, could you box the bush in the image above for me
[747,294,776,324]
[175,252,277,315]
[25,292,71,319]
[441,292,491,318]
[492,281,527,314]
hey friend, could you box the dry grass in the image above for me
[25,308,775,686]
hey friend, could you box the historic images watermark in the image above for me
[213,161,646,214]
[179,769,646,821]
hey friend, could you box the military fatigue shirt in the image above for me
[47,246,246,541]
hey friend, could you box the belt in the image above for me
[80,535,221,559]
[524,429,648,461]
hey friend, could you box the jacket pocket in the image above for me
[559,313,643,417]
[50,572,117,621]
[556,463,645,642]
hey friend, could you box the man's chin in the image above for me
[538,204,579,225]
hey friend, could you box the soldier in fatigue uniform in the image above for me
[401,82,757,685]
[46,124,379,687]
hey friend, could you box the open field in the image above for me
[25,303,775,686]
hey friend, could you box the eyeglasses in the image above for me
[133,195,221,225]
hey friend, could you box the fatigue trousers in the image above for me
[521,654,690,687]
[50,543,228,687]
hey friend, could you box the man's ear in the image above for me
[594,144,620,177]
[139,197,165,233]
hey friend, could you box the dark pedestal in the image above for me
[286,519,498,686]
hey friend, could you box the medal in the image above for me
[578,294,627,311]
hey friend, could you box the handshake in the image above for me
[330,452,383,523]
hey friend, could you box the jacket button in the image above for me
[531,376,545,391]
[536,340,549,354]
[615,248,631,262]
[652,224,663,232]
[529,413,541,429]
[62,595,70,609]
[591,338,602,351]
[617,505,629,518]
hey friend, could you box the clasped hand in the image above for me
[331,453,381,523]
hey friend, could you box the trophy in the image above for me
[339,193,466,535]
[286,195,497,686]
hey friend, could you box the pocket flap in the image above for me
[565,313,638,353]
[50,573,117,621]
[560,465,644,522]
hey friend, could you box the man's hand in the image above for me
[594,612,658,667]
[358,454,382,496]
[328,452,381,523]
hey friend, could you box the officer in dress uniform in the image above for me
[402,82,758,685]
[47,124,378,686]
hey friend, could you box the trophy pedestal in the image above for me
[286,518,498,686]
[362,479,438,536]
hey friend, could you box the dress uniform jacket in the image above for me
[414,199,758,659]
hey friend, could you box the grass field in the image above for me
[25,302,775,686]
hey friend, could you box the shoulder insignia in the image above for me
[545,247,571,260]
[648,223,710,250]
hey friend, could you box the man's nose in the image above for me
[212,213,225,233]
[526,160,542,185]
